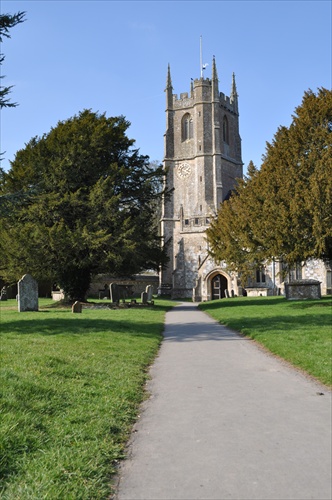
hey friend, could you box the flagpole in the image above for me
[200,35,203,78]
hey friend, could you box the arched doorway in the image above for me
[211,274,228,300]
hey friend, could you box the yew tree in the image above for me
[207,88,332,278]
[0,110,167,300]
[0,11,26,109]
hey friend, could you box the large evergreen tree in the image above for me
[207,88,332,279]
[0,110,167,300]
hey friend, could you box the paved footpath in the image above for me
[114,302,332,500]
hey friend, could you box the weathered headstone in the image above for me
[110,283,120,303]
[141,291,148,304]
[72,301,82,313]
[99,284,109,300]
[224,289,230,298]
[0,287,7,301]
[18,274,38,312]
[146,285,153,302]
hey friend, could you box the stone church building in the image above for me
[158,60,331,300]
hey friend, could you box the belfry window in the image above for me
[223,116,229,144]
[182,113,193,141]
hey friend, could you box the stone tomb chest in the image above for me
[285,279,321,300]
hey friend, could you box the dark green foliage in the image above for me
[207,88,332,279]
[0,11,26,108]
[0,110,167,300]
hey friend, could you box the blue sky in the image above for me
[1,0,331,174]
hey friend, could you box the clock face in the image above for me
[176,162,191,179]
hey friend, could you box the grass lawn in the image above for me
[199,296,332,388]
[0,298,173,499]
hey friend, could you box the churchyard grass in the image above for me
[0,298,173,499]
[199,296,332,387]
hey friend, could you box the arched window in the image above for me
[223,116,229,144]
[182,113,193,141]
[255,268,266,284]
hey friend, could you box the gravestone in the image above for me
[72,301,82,313]
[0,287,7,301]
[99,284,109,300]
[146,285,153,302]
[18,274,38,312]
[110,283,120,303]
[141,291,148,304]
[224,289,230,298]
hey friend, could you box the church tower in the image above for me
[159,59,243,301]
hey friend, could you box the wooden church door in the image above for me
[211,274,228,299]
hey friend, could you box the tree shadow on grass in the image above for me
[286,298,332,310]
[0,316,165,338]
[199,297,285,311]
[0,312,306,342]
[199,296,331,311]
[1,299,175,338]
[2,298,330,341]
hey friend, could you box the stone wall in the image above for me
[88,274,159,299]
[303,259,331,295]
